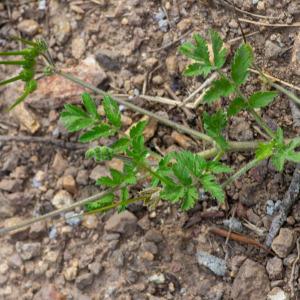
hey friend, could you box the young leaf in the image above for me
[84,193,114,212]
[82,92,98,118]
[172,163,192,186]
[255,142,274,161]
[129,120,148,139]
[79,124,112,143]
[227,97,247,116]
[200,174,225,202]
[85,146,114,162]
[210,30,227,69]
[160,184,185,203]
[203,77,235,103]
[203,111,228,150]
[61,103,88,117]
[118,187,129,212]
[103,95,121,128]
[194,34,211,64]
[231,43,253,85]
[181,187,198,210]
[206,161,233,174]
[110,137,130,153]
[248,91,278,109]
[183,63,212,77]
[60,114,95,132]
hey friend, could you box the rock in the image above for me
[17,19,39,36]
[72,37,86,59]
[265,40,282,59]
[144,57,158,69]
[76,170,89,185]
[0,178,21,192]
[16,242,41,261]
[291,33,300,76]
[63,263,78,281]
[29,221,47,239]
[231,259,270,300]
[144,229,163,243]
[165,55,178,76]
[52,152,68,175]
[27,56,107,109]
[33,284,64,300]
[64,211,82,226]
[229,117,253,141]
[95,48,121,71]
[62,175,77,194]
[223,217,243,233]
[89,165,109,181]
[266,257,283,280]
[196,251,227,276]
[75,273,94,290]
[0,193,15,217]
[104,210,137,235]
[3,216,29,240]
[177,18,192,33]
[271,228,295,258]
[11,165,27,179]
[171,131,194,149]
[111,249,124,267]
[148,273,165,284]
[82,214,98,229]
[267,287,289,300]
[10,102,40,134]
[137,215,150,230]
[88,262,103,275]
[152,75,164,85]
[141,241,158,255]
[51,190,73,209]
[106,158,124,172]
[53,18,71,44]
[2,153,19,172]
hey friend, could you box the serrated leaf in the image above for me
[79,124,112,142]
[271,152,286,172]
[231,43,253,85]
[203,111,228,150]
[210,30,227,69]
[179,42,197,60]
[227,97,247,116]
[183,63,212,77]
[103,95,121,128]
[118,187,129,212]
[96,176,115,187]
[255,142,274,161]
[172,163,192,186]
[206,161,233,174]
[60,114,95,132]
[194,34,210,64]
[110,137,130,153]
[181,187,198,210]
[203,77,235,103]
[130,120,148,139]
[249,91,278,109]
[63,103,88,117]
[85,146,114,162]
[161,184,185,203]
[286,151,300,163]
[200,174,225,202]
[82,92,98,118]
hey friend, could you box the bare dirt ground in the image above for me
[0,0,300,299]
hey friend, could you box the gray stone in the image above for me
[52,152,68,175]
[53,18,71,44]
[266,257,283,280]
[267,287,289,300]
[231,259,270,300]
[104,211,137,235]
[51,190,73,209]
[72,37,86,59]
[271,228,295,258]
[76,169,89,185]
[196,251,227,276]
[144,229,163,243]
[75,273,94,290]
[29,221,47,239]
[17,19,39,36]
[265,40,282,59]
[0,179,22,192]
[89,165,109,181]
[16,242,41,261]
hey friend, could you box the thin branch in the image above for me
[239,18,300,28]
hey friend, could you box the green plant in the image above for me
[1,31,300,223]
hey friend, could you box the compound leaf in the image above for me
[227,97,247,116]
[82,92,98,118]
[210,30,227,69]
[79,124,112,142]
[103,95,121,128]
[248,91,278,109]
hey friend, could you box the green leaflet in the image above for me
[82,92,98,119]
[227,97,247,116]
[203,77,235,103]
[103,95,121,128]
[79,124,112,142]
[210,30,227,69]
[248,91,278,108]
[231,43,253,86]
[85,146,114,162]
[200,173,225,203]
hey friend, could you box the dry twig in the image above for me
[289,237,300,298]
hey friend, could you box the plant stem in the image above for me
[0,60,26,65]
[271,82,300,106]
[0,75,21,86]
[0,51,28,56]
[222,158,261,187]
[56,70,214,144]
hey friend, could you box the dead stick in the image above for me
[265,164,300,247]
[209,226,273,254]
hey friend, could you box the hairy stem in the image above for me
[0,75,22,86]
[222,158,261,187]
[0,60,27,65]
[0,51,28,56]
